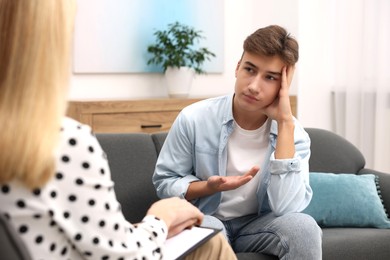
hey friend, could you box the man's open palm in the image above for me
[207,166,260,192]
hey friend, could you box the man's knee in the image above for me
[280,212,322,253]
[272,213,322,259]
[201,215,228,239]
[290,213,322,239]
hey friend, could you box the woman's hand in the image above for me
[147,197,204,238]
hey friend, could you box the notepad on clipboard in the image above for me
[164,226,221,260]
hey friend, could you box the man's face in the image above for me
[234,51,285,114]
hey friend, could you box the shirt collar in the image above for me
[223,93,235,126]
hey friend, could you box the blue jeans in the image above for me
[202,212,322,260]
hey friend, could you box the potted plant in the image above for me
[147,21,216,98]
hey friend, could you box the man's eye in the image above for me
[244,67,254,73]
[266,75,276,80]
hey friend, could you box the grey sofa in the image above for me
[96,128,390,260]
[2,128,390,259]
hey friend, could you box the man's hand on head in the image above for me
[263,65,295,123]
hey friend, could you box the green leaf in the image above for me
[146,21,216,73]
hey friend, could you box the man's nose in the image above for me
[248,75,262,94]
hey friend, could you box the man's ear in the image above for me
[235,60,241,77]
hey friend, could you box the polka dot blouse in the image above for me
[0,117,168,260]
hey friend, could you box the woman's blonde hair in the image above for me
[0,0,76,188]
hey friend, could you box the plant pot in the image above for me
[165,66,195,98]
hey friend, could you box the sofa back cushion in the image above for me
[151,132,168,155]
[305,128,365,173]
[96,133,159,223]
[152,129,366,174]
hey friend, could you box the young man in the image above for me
[153,25,322,259]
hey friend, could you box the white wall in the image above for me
[69,0,301,101]
[297,0,334,130]
[69,1,331,127]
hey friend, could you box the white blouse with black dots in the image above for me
[0,117,167,260]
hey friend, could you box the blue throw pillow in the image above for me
[302,172,390,228]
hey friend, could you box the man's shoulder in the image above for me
[182,95,232,114]
[175,95,232,130]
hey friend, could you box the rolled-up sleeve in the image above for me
[267,124,312,216]
[269,156,301,175]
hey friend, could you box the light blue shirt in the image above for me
[153,94,312,216]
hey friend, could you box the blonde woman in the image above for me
[0,1,236,259]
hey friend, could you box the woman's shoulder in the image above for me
[60,117,100,142]
[58,117,102,157]
[56,117,110,179]
[62,117,92,134]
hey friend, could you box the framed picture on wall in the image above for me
[73,0,224,74]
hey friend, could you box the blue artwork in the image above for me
[73,0,224,73]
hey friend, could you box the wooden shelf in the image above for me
[67,98,203,133]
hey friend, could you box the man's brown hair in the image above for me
[243,25,299,65]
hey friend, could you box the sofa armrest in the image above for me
[358,168,390,216]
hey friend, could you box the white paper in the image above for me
[164,226,216,260]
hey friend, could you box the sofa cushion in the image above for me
[96,133,160,223]
[360,168,390,221]
[323,228,390,260]
[303,172,390,228]
[151,131,168,155]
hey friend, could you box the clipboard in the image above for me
[164,226,222,260]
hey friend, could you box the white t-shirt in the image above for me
[213,119,270,220]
